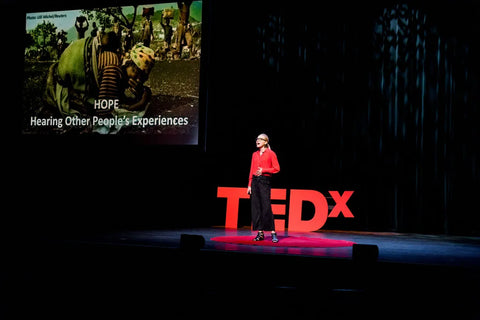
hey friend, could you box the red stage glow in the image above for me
[211,236,355,248]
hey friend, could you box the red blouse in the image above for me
[248,148,280,187]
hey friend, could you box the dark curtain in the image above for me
[370,3,480,233]
[222,1,480,234]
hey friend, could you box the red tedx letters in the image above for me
[217,187,354,232]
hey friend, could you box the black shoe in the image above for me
[271,232,279,243]
[253,232,264,241]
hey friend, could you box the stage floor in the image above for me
[59,227,480,268]
[8,227,480,319]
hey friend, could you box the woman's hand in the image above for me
[247,186,252,195]
[255,167,263,176]
[126,86,152,111]
[128,78,143,95]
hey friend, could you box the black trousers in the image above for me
[251,175,275,231]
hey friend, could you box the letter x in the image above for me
[328,191,354,218]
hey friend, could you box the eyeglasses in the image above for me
[256,138,267,141]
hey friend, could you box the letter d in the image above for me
[288,189,328,232]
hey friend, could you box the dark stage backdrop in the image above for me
[207,0,480,235]
[7,0,480,236]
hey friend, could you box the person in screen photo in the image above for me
[247,133,281,243]
[44,33,155,117]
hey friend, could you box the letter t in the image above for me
[217,187,250,228]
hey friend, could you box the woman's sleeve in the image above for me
[262,151,280,174]
[98,64,123,100]
[248,153,255,187]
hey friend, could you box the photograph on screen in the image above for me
[23,1,202,145]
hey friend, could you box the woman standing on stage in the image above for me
[247,133,280,243]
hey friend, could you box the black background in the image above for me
[5,0,480,236]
